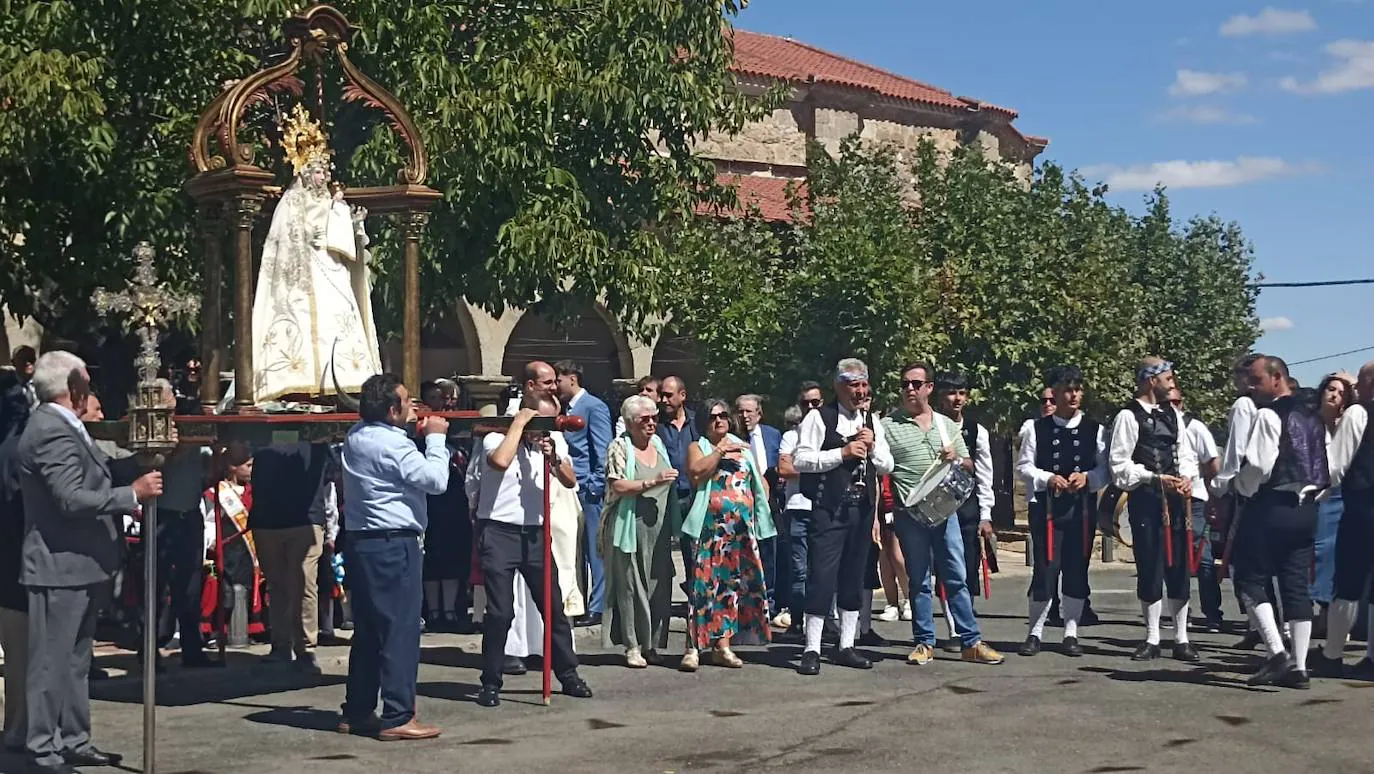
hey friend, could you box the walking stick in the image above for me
[542,453,553,707]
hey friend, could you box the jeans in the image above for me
[893,514,981,648]
[787,510,810,615]
[581,493,605,614]
[1312,489,1342,605]
[1192,499,1223,622]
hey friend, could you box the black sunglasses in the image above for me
[708,412,731,421]
[801,399,822,408]
[1041,397,1056,405]
[901,379,929,390]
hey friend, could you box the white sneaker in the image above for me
[900,600,912,621]
[771,610,792,629]
[878,605,900,622]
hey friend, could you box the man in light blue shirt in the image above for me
[338,374,448,742]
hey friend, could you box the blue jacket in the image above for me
[565,389,613,499]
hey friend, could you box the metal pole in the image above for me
[142,497,158,774]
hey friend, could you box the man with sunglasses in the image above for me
[1015,366,1108,657]
[793,360,893,674]
[883,362,1004,668]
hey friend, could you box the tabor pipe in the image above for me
[143,498,159,774]
[542,455,553,706]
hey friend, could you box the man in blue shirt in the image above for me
[337,374,449,742]
[656,375,699,585]
[554,360,613,627]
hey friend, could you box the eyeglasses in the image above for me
[708,412,731,422]
[1041,397,1056,405]
[801,399,822,409]
[901,379,929,390]
[634,415,658,424]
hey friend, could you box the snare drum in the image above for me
[900,461,975,528]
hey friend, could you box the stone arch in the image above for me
[383,301,478,379]
[500,300,625,395]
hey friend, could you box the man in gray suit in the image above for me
[18,350,163,774]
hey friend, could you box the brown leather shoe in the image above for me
[378,718,441,742]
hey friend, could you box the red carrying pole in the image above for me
[980,544,991,600]
[542,454,553,706]
[1161,482,1174,568]
[214,485,226,662]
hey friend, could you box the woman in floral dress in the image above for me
[681,398,776,670]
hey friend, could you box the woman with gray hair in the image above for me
[600,395,680,667]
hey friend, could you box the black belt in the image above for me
[1251,490,1311,507]
[480,519,543,535]
[348,528,421,541]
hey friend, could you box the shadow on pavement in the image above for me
[243,705,342,732]
[89,655,346,707]
[1077,662,1273,692]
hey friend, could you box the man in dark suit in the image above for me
[0,396,30,752]
[553,360,613,627]
[18,351,162,774]
[734,394,784,617]
[0,345,38,443]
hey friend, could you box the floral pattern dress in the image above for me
[690,463,771,649]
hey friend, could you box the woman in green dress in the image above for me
[681,398,776,670]
[601,395,680,667]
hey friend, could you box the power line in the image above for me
[1257,278,1374,288]
[1289,345,1374,367]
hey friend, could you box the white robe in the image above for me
[250,178,380,404]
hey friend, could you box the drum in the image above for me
[901,460,975,527]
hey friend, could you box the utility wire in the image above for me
[1257,278,1374,288]
[1289,345,1374,367]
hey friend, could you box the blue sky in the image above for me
[737,0,1372,386]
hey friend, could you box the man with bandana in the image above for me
[1107,357,1200,662]
[792,358,894,675]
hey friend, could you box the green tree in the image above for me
[0,0,772,339]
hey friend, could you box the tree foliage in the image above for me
[0,0,772,339]
[672,138,1260,430]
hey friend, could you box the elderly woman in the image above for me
[601,395,679,667]
[1313,373,1355,617]
[680,398,776,670]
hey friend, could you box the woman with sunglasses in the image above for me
[680,398,777,669]
[601,395,680,668]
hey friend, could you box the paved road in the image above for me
[3,564,1372,774]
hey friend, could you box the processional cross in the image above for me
[91,241,199,774]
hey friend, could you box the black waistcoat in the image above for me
[1031,414,1101,522]
[1263,395,1330,494]
[799,404,873,510]
[954,419,982,527]
[1125,401,1178,476]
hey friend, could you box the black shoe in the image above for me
[856,630,888,648]
[1348,657,1374,681]
[476,684,501,708]
[1276,666,1311,690]
[573,613,602,628]
[294,652,323,676]
[1308,649,1344,678]
[1248,652,1294,686]
[1204,618,1223,634]
[1172,642,1201,663]
[1018,635,1041,657]
[1061,636,1084,658]
[1233,631,1263,650]
[502,656,527,676]
[64,747,124,766]
[797,650,821,676]
[1131,642,1161,662]
[452,618,480,635]
[831,647,871,670]
[1080,605,1101,627]
[561,675,594,698]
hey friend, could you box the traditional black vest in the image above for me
[798,403,874,509]
[1342,402,1374,496]
[1031,413,1102,522]
[1125,401,1178,476]
[955,418,982,527]
[1262,395,1330,494]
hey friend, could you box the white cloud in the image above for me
[1220,8,1317,37]
[1156,105,1259,124]
[1260,316,1295,332]
[1280,39,1374,93]
[1081,157,1321,191]
[1169,69,1248,96]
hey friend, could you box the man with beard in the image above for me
[793,359,894,674]
[1016,366,1109,657]
[1107,357,1199,662]
[932,373,995,630]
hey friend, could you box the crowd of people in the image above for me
[0,343,1372,767]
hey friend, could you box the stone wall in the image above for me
[691,108,807,169]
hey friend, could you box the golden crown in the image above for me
[279,104,331,173]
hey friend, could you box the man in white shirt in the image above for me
[1016,366,1109,657]
[934,372,994,625]
[1313,361,1374,679]
[1107,357,1200,663]
[793,359,894,674]
[1229,356,1328,688]
[472,381,593,708]
[1169,388,1223,631]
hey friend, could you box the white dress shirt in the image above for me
[777,428,812,512]
[1209,395,1256,498]
[1108,399,1199,492]
[793,404,894,476]
[955,418,995,522]
[1181,418,1219,502]
[1325,403,1367,490]
[749,425,769,478]
[476,431,570,526]
[1017,412,1110,507]
[1234,408,1289,498]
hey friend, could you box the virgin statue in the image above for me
[250,104,381,404]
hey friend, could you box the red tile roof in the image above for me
[698,174,807,222]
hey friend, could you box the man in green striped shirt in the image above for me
[882,362,1004,667]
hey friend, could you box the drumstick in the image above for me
[1046,496,1055,564]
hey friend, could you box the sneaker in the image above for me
[961,642,1004,665]
[679,649,699,673]
[907,643,935,666]
[771,610,792,630]
[625,648,647,669]
[900,599,912,621]
[877,605,900,623]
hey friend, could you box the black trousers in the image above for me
[477,520,578,688]
[1333,489,1374,602]
[1128,489,1191,604]
[155,509,205,659]
[1027,500,1092,602]
[804,498,873,617]
[1234,492,1316,621]
[317,541,335,635]
[342,532,423,730]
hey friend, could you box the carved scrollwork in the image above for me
[230,196,263,230]
[401,211,430,241]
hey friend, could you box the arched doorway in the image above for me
[501,302,623,395]
[650,323,705,395]
[381,310,472,380]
